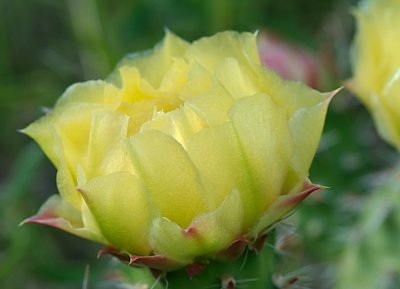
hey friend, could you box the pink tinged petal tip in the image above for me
[20,195,100,242]
[97,246,185,271]
[129,255,184,271]
[21,207,70,231]
[97,246,128,260]
[252,181,326,238]
[215,236,249,261]
[277,182,326,210]
[21,211,57,226]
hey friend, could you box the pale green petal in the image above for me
[229,93,292,220]
[149,190,244,262]
[128,130,207,228]
[79,172,154,255]
[188,189,244,254]
[81,200,107,243]
[149,218,196,263]
[288,95,332,181]
[186,124,242,211]
[185,31,260,71]
[187,93,292,229]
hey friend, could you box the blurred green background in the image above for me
[1,0,398,288]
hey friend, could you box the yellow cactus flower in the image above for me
[23,31,334,271]
[348,0,400,149]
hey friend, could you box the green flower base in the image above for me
[115,242,275,289]
[167,245,275,289]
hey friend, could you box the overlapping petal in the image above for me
[23,31,333,271]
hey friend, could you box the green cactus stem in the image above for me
[106,236,276,289]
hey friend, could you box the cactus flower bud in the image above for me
[22,31,334,271]
[348,0,400,149]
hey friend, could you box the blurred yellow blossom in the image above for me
[22,31,333,270]
[348,0,400,149]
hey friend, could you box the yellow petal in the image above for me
[55,80,120,109]
[186,81,234,126]
[111,30,189,88]
[349,0,400,150]
[141,105,208,148]
[214,57,259,100]
[23,80,121,170]
[86,112,132,179]
[158,58,190,98]
[118,59,188,113]
[149,189,244,262]
[118,101,157,135]
[118,66,158,102]
[56,160,82,210]
[179,61,213,100]
[79,172,154,255]
[127,130,207,228]
[22,118,60,167]
[29,124,84,211]
[185,31,260,71]
[255,66,325,115]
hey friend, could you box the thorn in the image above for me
[82,264,90,289]
[221,274,236,289]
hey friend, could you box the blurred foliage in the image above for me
[1,0,398,288]
[336,166,400,289]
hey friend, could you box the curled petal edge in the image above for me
[97,246,186,272]
[20,195,104,242]
[250,181,326,239]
